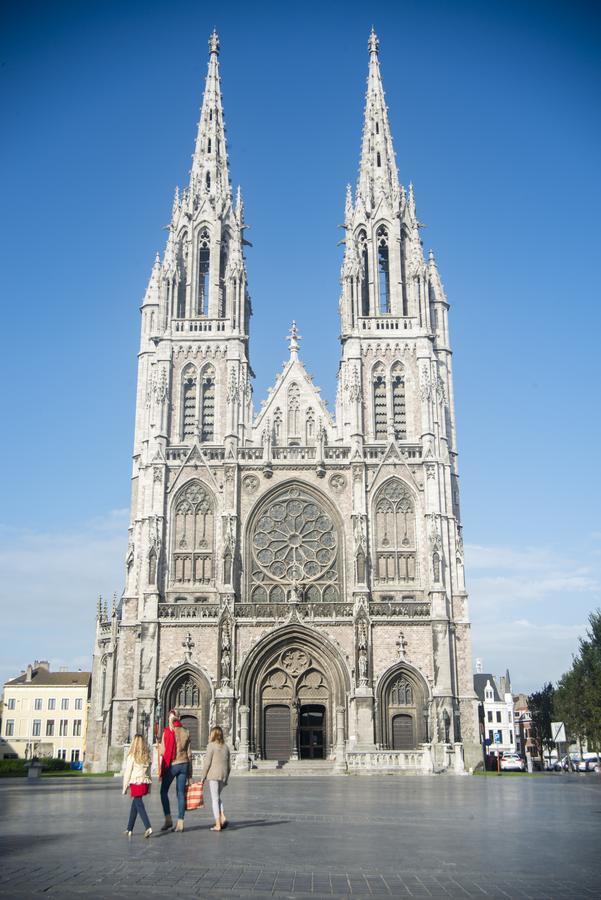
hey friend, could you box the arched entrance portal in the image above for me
[161,665,212,751]
[239,625,350,762]
[376,664,429,750]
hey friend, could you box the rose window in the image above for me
[249,486,340,603]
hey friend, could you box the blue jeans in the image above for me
[160,762,188,820]
[127,796,151,832]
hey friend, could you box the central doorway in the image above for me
[299,704,325,759]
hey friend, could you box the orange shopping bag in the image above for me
[185,781,204,811]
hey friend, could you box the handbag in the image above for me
[185,780,204,811]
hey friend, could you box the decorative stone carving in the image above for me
[329,473,346,492]
[182,632,195,663]
[243,474,259,493]
[281,648,310,676]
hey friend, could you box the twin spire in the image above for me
[190,30,231,203]
[356,28,400,211]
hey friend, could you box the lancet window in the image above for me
[390,677,414,706]
[197,228,210,316]
[377,226,390,314]
[218,236,228,318]
[273,408,283,445]
[287,383,300,439]
[374,479,417,584]
[181,367,198,440]
[391,363,407,439]
[200,366,215,442]
[373,365,387,440]
[176,234,188,318]
[305,408,315,444]
[358,230,369,316]
[171,481,214,586]
[248,484,341,605]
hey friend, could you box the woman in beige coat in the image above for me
[200,726,231,831]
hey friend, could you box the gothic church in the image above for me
[87,31,479,773]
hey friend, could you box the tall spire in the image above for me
[357,29,399,209]
[190,30,231,202]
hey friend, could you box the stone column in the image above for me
[235,705,250,770]
[420,742,434,774]
[334,706,346,773]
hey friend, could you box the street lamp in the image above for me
[127,706,134,743]
[422,704,429,743]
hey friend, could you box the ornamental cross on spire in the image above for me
[209,29,219,55]
[286,321,302,359]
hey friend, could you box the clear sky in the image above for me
[1,0,600,693]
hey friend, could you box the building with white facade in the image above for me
[474,666,516,757]
[1,662,90,762]
[86,31,479,774]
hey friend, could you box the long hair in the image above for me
[129,733,150,765]
[209,725,224,745]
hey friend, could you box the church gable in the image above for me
[252,323,333,447]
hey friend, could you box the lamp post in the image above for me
[127,706,134,743]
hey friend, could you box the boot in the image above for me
[160,815,172,832]
[174,819,184,832]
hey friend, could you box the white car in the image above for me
[500,754,525,772]
[577,753,600,772]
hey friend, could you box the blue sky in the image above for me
[1,0,600,692]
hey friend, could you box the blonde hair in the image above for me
[209,726,225,745]
[129,734,150,765]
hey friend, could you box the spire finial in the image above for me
[209,30,220,55]
[368,27,379,56]
[286,321,302,359]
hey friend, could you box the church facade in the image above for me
[87,31,479,774]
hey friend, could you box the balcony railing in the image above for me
[158,603,220,620]
[358,316,415,332]
[173,318,227,333]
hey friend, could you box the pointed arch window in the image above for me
[176,234,188,318]
[358,230,369,316]
[391,363,406,439]
[197,228,210,317]
[374,479,417,584]
[218,235,228,318]
[207,138,212,153]
[200,366,215,442]
[373,365,387,440]
[287,383,300,439]
[377,226,390,314]
[305,407,315,444]
[181,367,198,440]
[273,408,283,445]
[377,151,382,167]
[205,172,211,191]
[172,481,214,585]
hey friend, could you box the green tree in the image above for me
[528,682,555,766]
[554,609,601,756]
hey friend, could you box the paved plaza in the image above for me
[0,774,599,898]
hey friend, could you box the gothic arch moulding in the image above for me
[245,480,345,606]
[169,479,215,588]
[375,661,430,750]
[237,623,351,759]
[159,662,213,750]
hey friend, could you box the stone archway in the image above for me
[376,663,430,750]
[160,665,212,751]
[238,625,350,761]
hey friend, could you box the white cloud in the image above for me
[467,541,600,691]
[0,510,128,688]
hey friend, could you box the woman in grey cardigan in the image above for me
[200,726,231,831]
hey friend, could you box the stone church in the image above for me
[87,30,479,773]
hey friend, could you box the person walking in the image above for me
[159,708,192,833]
[200,725,231,832]
[122,733,153,838]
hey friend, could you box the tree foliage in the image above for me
[528,682,555,763]
[554,609,601,752]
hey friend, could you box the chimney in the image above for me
[475,658,483,674]
[25,664,33,682]
[37,660,50,671]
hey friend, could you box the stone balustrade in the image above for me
[358,316,414,332]
[158,603,220,620]
[173,318,227,333]
[346,748,432,772]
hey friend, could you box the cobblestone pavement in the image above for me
[0,774,600,898]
